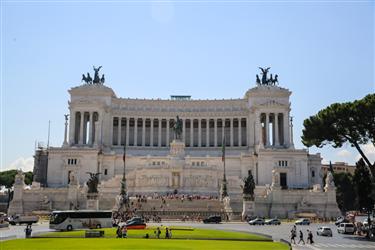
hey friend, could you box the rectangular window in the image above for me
[104,169,108,175]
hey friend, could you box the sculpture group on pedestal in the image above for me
[256,67,279,86]
[82,66,105,85]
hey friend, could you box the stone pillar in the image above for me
[63,114,69,147]
[79,111,84,145]
[230,118,234,147]
[142,118,146,146]
[265,113,270,146]
[290,116,294,148]
[134,118,138,146]
[126,118,130,146]
[214,119,218,147]
[94,121,100,146]
[274,113,279,146]
[206,119,210,147]
[283,112,290,147]
[238,118,242,147]
[182,119,186,144]
[158,119,162,147]
[166,119,170,146]
[198,119,202,147]
[150,118,154,147]
[190,119,194,147]
[88,112,94,145]
[117,117,122,146]
[246,117,250,147]
[222,119,225,144]
[69,111,76,145]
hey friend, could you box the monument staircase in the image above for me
[130,197,225,220]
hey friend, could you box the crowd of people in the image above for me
[290,225,314,245]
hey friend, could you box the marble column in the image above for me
[206,119,210,147]
[274,113,279,146]
[265,113,270,146]
[214,119,217,147]
[283,112,290,147]
[238,118,242,147]
[88,112,93,145]
[166,119,170,146]
[79,111,84,145]
[182,119,186,144]
[222,119,225,145]
[230,118,234,147]
[158,119,162,147]
[142,118,146,146]
[126,118,130,146]
[150,118,154,147]
[198,119,202,147]
[117,117,122,146]
[69,111,76,145]
[245,116,250,147]
[134,118,138,146]
[190,119,194,147]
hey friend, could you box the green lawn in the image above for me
[2,238,289,250]
[39,227,270,241]
[3,227,289,250]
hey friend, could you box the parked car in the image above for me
[203,215,222,224]
[317,227,333,237]
[124,216,146,229]
[265,218,281,225]
[248,218,265,225]
[337,223,355,234]
[8,215,39,225]
[295,218,310,225]
[335,217,349,226]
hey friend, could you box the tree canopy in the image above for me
[302,93,375,177]
[0,170,33,188]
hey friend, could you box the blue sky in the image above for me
[1,1,374,171]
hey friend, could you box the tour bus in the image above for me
[49,210,113,231]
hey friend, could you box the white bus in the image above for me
[49,210,113,231]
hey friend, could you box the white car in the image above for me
[337,223,355,234]
[317,226,332,237]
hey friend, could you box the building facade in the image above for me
[44,77,322,199]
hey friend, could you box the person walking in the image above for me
[116,226,122,238]
[165,227,170,239]
[308,230,314,244]
[298,230,305,244]
[290,229,296,244]
[121,226,127,238]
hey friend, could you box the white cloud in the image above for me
[3,157,34,172]
[355,143,375,164]
[336,149,352,158]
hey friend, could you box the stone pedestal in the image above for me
[8,171,25,215]
[86,193,99,210]
[170,140,185,158]
[242,197,255,220]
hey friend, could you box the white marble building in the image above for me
[10,71,340,218]
[42,77,323,198]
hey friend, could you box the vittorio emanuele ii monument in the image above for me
[9,67,340,219]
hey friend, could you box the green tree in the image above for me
[352,159,375,212]
[301,93,375,178]
[242,170,255,200]
[333,172,356,212]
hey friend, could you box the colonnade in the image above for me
[69,111,99,145]
[111,117,248,147]
[258,112,289,147]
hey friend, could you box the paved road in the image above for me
[151,221,375,250]
[1,221,375,250]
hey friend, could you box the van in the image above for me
[337,223,355,234]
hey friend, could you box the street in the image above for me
[1,221,375,250]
